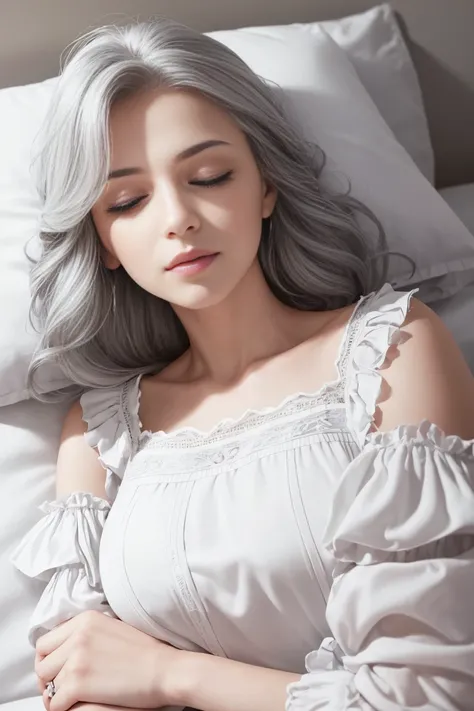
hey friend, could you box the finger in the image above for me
[36,651,47,691]
[36,641,72,684]
[36,611,107,657]
[42,687,52,711]
[49,680,82,711]
[47,663,80,711]
[36,618,76,656]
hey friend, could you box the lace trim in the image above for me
[127,291,373,450]
[129,408,351,477]
[121,378,141,455]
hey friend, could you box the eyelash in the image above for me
[107,170,234,214]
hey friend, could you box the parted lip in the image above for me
[165,248,218,270]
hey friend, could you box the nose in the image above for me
[161,184,200,239]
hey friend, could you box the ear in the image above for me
[91,211,121,270]
[101,247,121,270]
[261,180,277,219]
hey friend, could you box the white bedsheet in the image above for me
[0,698,43,711]
[0,398,68,704]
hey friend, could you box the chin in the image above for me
[170,283,237,311]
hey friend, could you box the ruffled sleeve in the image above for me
[286,429,474,708]
[345,283,418,447]
[10,379,143,646]
[286,285,474,709]
[80,376,142,501]
[11,493,115,647]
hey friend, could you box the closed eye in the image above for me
[107,196,146,214]
[190,170,234,187]
[106,170,234,213]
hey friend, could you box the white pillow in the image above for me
[0,398,68,704]
[208,27,474,285]
[0,78,72,406]
[311,3,434,182]
[214,4,434,182]
[1,25,474,407]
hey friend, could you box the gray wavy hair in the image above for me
[27,18,389,401]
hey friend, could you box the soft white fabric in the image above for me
[287,424,474,710]
[11,284,474,709]
[0,397,68,704]
[80,380,142,503]
[0,699,44,711]
[208,27,474,302]
[1,26,474,408]
[0,78,72,407]
[11,493,115,647]
[301,3,434,181]
[209,27,474,298]
[440,183,474,237]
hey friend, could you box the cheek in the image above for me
[92,210,120,258]
[215,180,264,234]
[110,221,157,281]
[104,210,152,255]
[95,213,160,289]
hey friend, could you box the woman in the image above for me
[12,17,474,711]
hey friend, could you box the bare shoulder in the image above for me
[376,297,474,438]
[56,398,107,499]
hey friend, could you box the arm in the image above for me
[371,298,474,438]
[21,403,158,710]
[164,299,474,711]
[56,399,108,499]
[12,399,115,646]
[170,653,298,711]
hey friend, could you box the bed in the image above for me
[1,1,473,709]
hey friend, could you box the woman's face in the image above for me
[92,88,276,310]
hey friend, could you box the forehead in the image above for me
[108,88,244,163]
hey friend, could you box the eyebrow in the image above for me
[107,139,230,180]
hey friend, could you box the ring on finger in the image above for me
[46,680,57,698]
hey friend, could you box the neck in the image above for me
[172,261,321,384]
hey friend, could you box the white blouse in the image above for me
[12,284,474,710]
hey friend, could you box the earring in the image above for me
[267,217,273,239]
[109,278,116,316]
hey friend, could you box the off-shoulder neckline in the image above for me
[125,287,376,446]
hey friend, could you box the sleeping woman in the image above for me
[12,17,474,711]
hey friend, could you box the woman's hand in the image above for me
[35,611,183,711]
